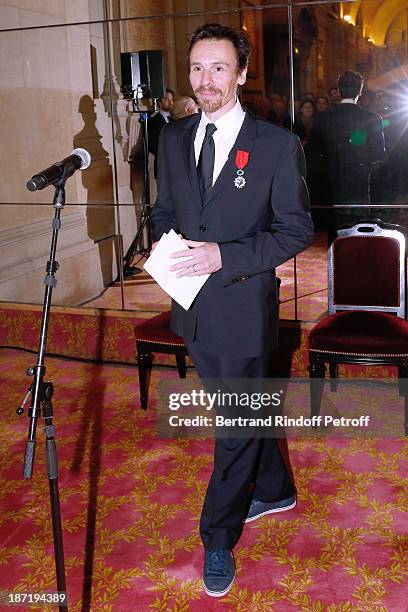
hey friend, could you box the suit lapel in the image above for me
[202,111,257,209]
[180,113,202,209]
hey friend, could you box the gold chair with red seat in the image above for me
[308,222,408,436]
[136,311,188,410]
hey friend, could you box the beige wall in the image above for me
[0,0,135,305]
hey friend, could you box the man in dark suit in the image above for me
[148,88,174,178]
[307,70,386,230]
[151,23,314,597]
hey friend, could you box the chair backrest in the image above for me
[328,222,406,318]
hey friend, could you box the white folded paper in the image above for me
[143,229,210,310]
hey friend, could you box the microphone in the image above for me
[26,148,91,191]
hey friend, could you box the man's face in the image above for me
[159,91,174,111]
[301,101,314,118]
[189,39,247,119]
[316,97,328,112]
[329,88,339,103]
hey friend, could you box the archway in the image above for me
[371,0,408,46]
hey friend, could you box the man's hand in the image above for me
[169,240,222,277]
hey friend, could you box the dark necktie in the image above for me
[197,123,217,202]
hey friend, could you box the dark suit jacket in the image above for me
[148,112,167,179]
[306,103,386,205]
[150,111,314,357]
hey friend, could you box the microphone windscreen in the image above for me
[72,148,91,170]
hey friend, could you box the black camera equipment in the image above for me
[19,148,91,611]
[120,51,165,275]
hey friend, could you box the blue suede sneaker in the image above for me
[245,494,297,523]
[203,548,236,597]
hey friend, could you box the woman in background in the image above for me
[294,98,316,147]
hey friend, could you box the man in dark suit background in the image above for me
[151,23,314,597]
[306,70,386,232]
[147,88,174,178]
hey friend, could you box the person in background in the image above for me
[148,88,175,178]
[268,94,291,128]
[358,88,375,111]
[294,98,316,146]
[328,86,340,106]
[370,91,406,204]
[373,90,388,116]
[303,91,316,105]
[172,95,199,119]
[307,70,386,232]
[316,94,329,113]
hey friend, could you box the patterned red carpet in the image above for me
[0,348,407,611]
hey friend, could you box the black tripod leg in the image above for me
[49,479,68,609]
[123,112,152,276]
[123,207,151,276]
[44,397,68,611]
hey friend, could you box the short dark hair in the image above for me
[300,98,316,112]
[188,22,251,72]
[338,70,364,99]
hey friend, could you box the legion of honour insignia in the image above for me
[234,175,246,189]
[234,149,249,189]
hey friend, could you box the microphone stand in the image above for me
[123,95,156,276]
[18,180,68,611]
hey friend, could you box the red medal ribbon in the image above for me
[235,150,249,170]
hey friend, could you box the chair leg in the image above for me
[405,396,408,438]
[309,357,326,421]
[398,366,408,396]
[137,350,153,410]
[398,366,408,436]
[175,353,187,378]
[329,363,338,392]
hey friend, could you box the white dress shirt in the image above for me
[158,109,171,123]
[194,99,246,185]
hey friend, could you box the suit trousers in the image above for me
[186,340,295,550]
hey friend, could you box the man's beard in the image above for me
[195,87,223,113]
